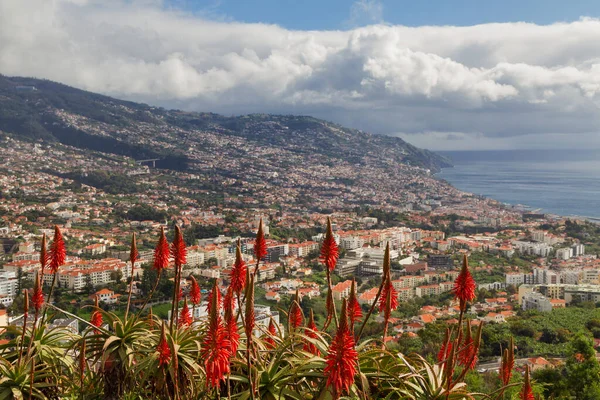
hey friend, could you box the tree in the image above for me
[15,267,24,293]
[565,334,600,399]
[533,367,569,399]
[110,269,123,284]
[84,275,94,295]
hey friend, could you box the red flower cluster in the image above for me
[500,337,515,385]
[230,243,247,296]
[320,218,339,271]
[224,287,239,355]
[289,299,304,330]
[378,279,398,325]
[153,227,170,271]
[91,296,103,334]
[201,283,232,388]
[189,276,201,306]
[264,319,277,348]
[49,225,66,274]
[452,255,476,310]
[178,298,192,328]
[303,309,320,356]
[458,322,478,370]
[157,323,171,367]
[171,226,187,267]
[205,283,222,313]
[520,366,535,400]
[254,218,267,262]
[32,272,44,312]
[347,279,362,329]
[325,299,358,398]
[129,232,139,265]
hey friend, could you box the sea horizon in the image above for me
[435,148,600,220]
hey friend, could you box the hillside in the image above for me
[0,75,460,214]
[0,75,450,172]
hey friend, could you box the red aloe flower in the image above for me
[32,272,44,312]
[254,218,267,262]
[264,319,277,348]
[320,217,339,271]
[178,297,192,328]
[230,241,247,296]
[303,309,320,356]
[129,232,139,265]
[442,340,456,388]
[153,227,170,271]
[205,283,222,313]
[189,276,201,306]
[324,299,358,398]
[48,225,66,274]
[520,365,535,400]
[157,322,171,367]
[452,255,476,311]
[171,225,187,267]
[201,282,232,388]
[438,328,451,362]
[223,287,239,355]
[40,233,48,274]
[91,296,103,334]
[347,279,362,329]
[500,337,515,385]
[378,279,398,325]
[289,290,304,329]
[458,320,478,370]
[177,287,183,303]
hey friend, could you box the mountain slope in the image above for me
[0,75,450,172]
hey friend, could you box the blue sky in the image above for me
[172,0,600,30]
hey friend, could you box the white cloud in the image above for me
[2,0,600,149]
[347,0,384,27]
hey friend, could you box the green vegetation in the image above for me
[118,204,168,222]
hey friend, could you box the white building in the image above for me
[185,250,205,267]
[513,241,552,257]
[522,292,553,312]
[0,271,18,305]
[556,248,573,260]
[505,273,525,287]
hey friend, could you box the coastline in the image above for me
[434,162,600,224]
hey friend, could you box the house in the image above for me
[525,357,553,372]
[331,280,353,301]
[358,287,378,306]
[550,299,566,309]
[404,322,425,333]
[265,291,281,302]
[483,312,506,324]
[83,243,107,256]
[418,314,437,324]
[91,288,119,304]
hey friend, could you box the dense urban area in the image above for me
[2,78,600,398]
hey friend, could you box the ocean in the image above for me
[435,149,600,219]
